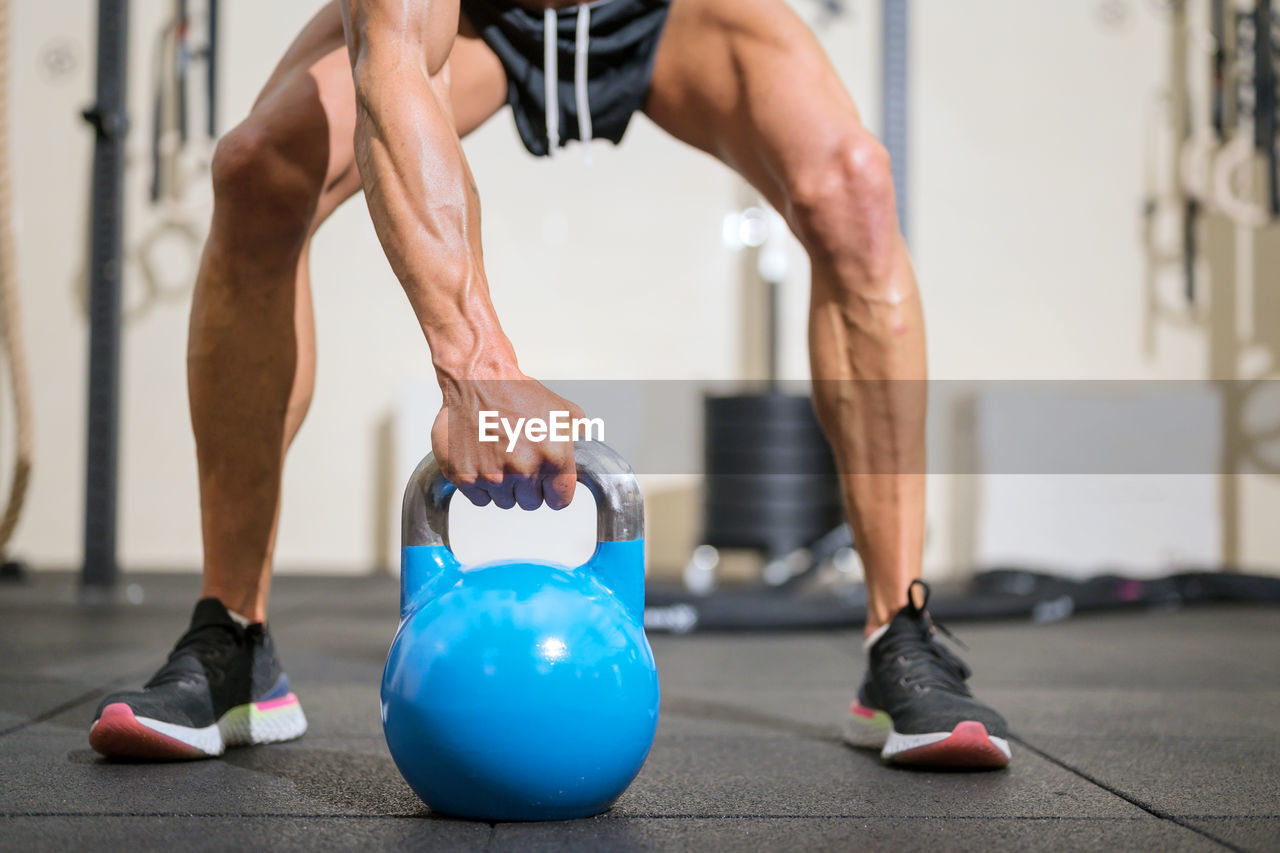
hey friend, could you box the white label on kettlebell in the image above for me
[478,410,605,452]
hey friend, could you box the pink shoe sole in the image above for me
[89,703,211,761]
[890,721,1011,768]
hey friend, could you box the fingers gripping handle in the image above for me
[400,440,645,549]
[399,441,646,620]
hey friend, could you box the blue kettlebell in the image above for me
[382,440,660,821]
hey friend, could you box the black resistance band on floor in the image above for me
[643,569,1280,633]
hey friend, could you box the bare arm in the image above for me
[339,0,579,510]
[341,0,513,380]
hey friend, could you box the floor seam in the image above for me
[0,676,138,740]
[1010,735,1247,852]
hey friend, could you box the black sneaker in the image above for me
[89,598,307,759]
[843,580,1011,768]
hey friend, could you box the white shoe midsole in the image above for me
[96,696,308,756]
[219,697,309,747]
[129,714,224,755]
[844,713,1012,761]
[883,728,1012,760]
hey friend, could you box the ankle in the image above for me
[200,585,265,624]
[862,621,891,650]
[864,596,907,638]
[865,576,925,636]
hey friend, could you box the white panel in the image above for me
[971,386,1222,576]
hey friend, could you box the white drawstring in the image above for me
[575,4,592,161]
[543,8,559,155]
[543,4,593,160]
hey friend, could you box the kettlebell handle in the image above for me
[401,440,644,550]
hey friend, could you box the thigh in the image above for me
[245,2,507,225]
[452,13,509,138]
[645,0,864,214]
[250,3,353,194]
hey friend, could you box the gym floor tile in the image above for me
[990,687,1280,739]
[652,687,848,739]
[492,816,1223,853]
[948,607,1280,690]
[0,816,489,852]
[1017,735,1280,818]
[0,612,181,682]
[617,734,1145,819]
[2,575,1276,851]
[0,678,115,735]
[647,633,859,689]
[1182,817,1280,851]
[0,731,420,817]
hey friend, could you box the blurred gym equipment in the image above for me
[686,200,846,597]
[1144,0,1280,566]
[882,0,910,243]
[80,0,219,598]
[137,0,217,322]
[80,0,130,598]
[645,566,1280,633]
[696,392,843,589]
[1216,0,1278,223]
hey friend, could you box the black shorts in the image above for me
[460,0,672,157]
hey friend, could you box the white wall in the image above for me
[6,0,1278,578]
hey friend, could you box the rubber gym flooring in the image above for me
[1,573,1276,852]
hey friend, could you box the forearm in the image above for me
[353,62,517,382]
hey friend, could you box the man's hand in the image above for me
[431,377,585,511]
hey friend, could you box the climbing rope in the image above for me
[0,0,34,555]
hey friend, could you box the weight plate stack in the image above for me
[702,392,843,559]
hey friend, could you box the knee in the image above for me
[785,131,900,281]
[210,121,322,253]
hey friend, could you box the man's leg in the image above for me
[646,0,1009,767]
[89,3,508,760]
[646,0,923,635]
[189,4,356,623]
[190,3,507,623]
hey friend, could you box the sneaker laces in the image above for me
[878,580,974,696]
